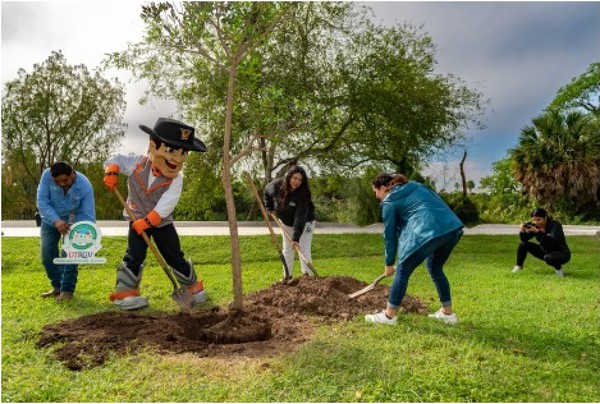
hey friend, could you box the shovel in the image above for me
[113,188,194,310]
[348,274,386,299]
[271,214,318,277]
[243,173,292,279]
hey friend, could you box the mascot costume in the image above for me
[103,118,207,310]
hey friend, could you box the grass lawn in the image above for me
[2,234,599,402]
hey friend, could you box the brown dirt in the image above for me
[36,276,432,370]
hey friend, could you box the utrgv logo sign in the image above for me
[53,221,107,264]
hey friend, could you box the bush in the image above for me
[443,194,480,225]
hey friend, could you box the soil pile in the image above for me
[37,276,431,370]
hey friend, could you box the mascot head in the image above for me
[139,118,207,179]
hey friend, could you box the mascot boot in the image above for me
[109,262,149,310]
[173,259,206,305]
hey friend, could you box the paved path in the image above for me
[2,220,599,237]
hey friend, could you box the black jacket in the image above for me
[263,177,315,241]
[520,219,571,255]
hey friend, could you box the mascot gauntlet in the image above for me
[173,259,206,304]
[109,262,149,310]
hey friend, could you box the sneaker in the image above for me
[113,296,149,310]
[512,265,523,273]
[365,310,397,325]
[555,268,565,277]
[428,308,458,325]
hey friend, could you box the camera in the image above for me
[524,221,537,230]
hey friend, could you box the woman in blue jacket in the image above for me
[365,173,464,325]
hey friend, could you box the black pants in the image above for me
[123,223,190,277]
[516,241,570,270]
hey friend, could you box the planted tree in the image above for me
[106,2,297,311]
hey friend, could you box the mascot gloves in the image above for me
[132,210,162,235]
[103,164,119,192]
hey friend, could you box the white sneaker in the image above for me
[428,308,458,325]
[555,268,565,277]
[512,265,523,273]
[114,296,149,310]
[365,310,397,325]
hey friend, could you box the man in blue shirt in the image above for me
[36,161,96,301]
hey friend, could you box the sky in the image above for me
[2,1,599,189]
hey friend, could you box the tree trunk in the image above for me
[223,63,244,311]
[460,149,468,197]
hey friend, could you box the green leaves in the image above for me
[511,109,600,210]
[1,50,127,220]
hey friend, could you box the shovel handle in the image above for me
[243,173,291,279]
[113,188,179,288]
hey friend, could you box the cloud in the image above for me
[2,1,181,154]
[2,1,599,181]
[367,1,600,184]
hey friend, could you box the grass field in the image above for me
[2,234,599,402]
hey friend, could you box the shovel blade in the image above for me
[305,261,319,277]
[348,274,386,299]
[348,284,375,299]
[171,287,195,310]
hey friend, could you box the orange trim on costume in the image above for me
[131,157,173,194]
[133,158,148,191]
[188,281,204,294]
[109,289,140,301]
[146,180,173,194]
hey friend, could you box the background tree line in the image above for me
[2,2,598,227]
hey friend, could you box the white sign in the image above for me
[53,221,106,264]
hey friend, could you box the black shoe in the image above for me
[56,292,74,302]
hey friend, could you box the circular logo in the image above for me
[68,222,98,250]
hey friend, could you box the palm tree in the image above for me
[511,109,600,210]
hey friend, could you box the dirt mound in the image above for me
[37,276,431,370]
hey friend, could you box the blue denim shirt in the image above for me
[36,169,96,226]
[381,181,463,266]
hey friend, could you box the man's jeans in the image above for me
[40,223,78,293]
[388,229,463,309]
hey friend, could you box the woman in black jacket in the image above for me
[264,166,316,279]
[512,208,571,277]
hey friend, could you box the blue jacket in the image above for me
[381,181,463,265]
[36,169,96,226]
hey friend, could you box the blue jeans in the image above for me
[388,229,463,310]
[40,223,78,293]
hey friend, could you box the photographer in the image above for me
[512,208,570,277]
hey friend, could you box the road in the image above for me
[1,220,599,237]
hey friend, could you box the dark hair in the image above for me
[150,134,185,152]
[371,173,408,189]
[279,165,311,207]
[531,208,552,220]
[50,161,73,177]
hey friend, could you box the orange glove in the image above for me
[103,164,119,192]
[132,210,161,235]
